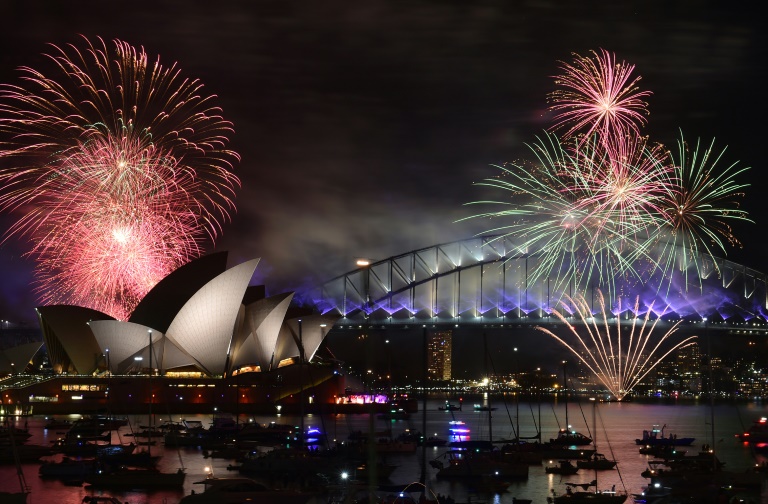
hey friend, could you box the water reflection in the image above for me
[1,399,766,504]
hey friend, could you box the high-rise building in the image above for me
[677,341,701,374]
[677,342,702,394]
[427,331,452,381]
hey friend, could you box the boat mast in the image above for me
[538,375,542,441]
[563,361,568,433]
[484,333,492,443]
[591,397,598,490]
[420,327,428,495]
[591,396,597,454]
[706,318,716,472]
[298,319,304,451]
[148,329,152,458]
[6,417,29,498]
[515,348,519,441]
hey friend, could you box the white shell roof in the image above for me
[230,333,262,370]
[165,258,260,375]
[276,314,338,363]
[159,336,200,371]
[88,320,165,374]
[235,292,294,370]
[37,255,337,377]
[36,305,112,374]
[229,305,247,366]
[274,323,300,365]
[0,342,43,375]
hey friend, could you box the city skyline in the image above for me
[324,322,765,383]
[0,3,766,328]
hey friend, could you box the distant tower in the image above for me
[427,331,452,381]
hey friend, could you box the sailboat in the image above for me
[577,399,617,471]
[549,362,592,446]
[547,398,626,503]
[85,329,186,489]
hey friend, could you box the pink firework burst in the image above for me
[548,49,651,145]
[0,36,240,319]
[571,134,671,245]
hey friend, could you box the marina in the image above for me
[1,398,766,503]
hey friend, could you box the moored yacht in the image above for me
[547,480,627,503]
[635,424,694,446]
[550,428,593,446]
[577,452,617,470]
[179,476,316,504]
[84,466,186,489]
[545,459,579,475]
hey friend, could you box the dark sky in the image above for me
[0,0,766,327]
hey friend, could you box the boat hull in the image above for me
[179,477,315,504]
[549,492,627,503]
[85,468,186,488]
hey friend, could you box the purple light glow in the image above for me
[316,254,766,324]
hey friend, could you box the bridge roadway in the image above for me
[329,315,768,336]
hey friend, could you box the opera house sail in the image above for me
[16,253,340,414]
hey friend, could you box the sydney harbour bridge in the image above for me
[312,235,768,334]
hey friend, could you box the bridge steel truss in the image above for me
[313,236,768,326]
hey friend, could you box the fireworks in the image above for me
[463,49,750,300]
[464,49,746,397]
[460,133,650,292]
[461,132,670,296]
[654,133,752,287]
[0,36,240,319]
[548,48,651,145]
[536,291,697,401]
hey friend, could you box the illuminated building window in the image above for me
[427,331,452,381]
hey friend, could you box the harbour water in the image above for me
[2,397,767,503]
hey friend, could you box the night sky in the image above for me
[0,1,766,330]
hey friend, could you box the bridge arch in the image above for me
[313,236,768,326]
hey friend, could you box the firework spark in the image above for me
[548,48,651,144]
[653,132,752,287]
[460,133,598,292]
[535,291,697,400]
[0,36,240,319]
[569,134,669,244]
[461,132,669,295]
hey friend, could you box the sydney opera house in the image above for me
[1,252,343,415]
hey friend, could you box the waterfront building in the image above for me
[0,252,344,415]
[34,253,338,378]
